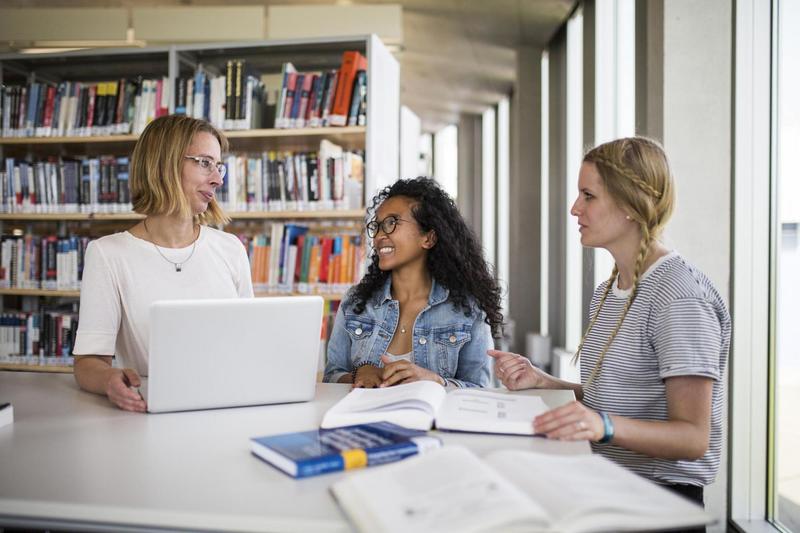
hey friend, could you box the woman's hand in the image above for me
[353,364,383,388]
[488,349,548,390]
[105,368,147,412]
[533,401,604,441]
[379,354,445,387]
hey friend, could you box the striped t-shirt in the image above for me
[580,252,731,486]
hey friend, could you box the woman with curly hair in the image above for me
[324,177,503,388]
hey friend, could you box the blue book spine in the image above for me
[251,422,440,479]
[293,441,420,479]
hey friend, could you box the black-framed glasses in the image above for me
[184,155,227,179]
[366,215,410,238]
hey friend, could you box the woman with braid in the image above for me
[489,137,730,512]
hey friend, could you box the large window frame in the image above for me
[730,0,774,530]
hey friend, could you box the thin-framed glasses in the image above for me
[184,155,227,179]
[366,215,410,238]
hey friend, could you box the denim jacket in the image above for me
[324,278,493,388]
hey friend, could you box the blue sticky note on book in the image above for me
[250,421,441,479]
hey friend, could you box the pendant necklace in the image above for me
[144,219,198,273]
[400,325,407,334]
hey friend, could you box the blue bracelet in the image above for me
[598,411,615,444]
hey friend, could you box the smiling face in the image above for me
[181,131,223,216]
[570,162,636,250]
[371,195,435,272]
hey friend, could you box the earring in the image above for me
[625,215,632,220]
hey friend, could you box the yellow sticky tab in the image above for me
[341,449,368,470]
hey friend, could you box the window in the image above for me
[773,0,800,529]
[565,8,584,351]
[593,0,635,288]
[433,125,457,198]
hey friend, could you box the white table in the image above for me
[0,372,587,532]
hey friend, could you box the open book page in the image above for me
[331,446,550,533]
[435,390,548,434]
[486,450,713,532]
[320,381,447,430]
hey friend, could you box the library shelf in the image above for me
[0,288,347,301]
[0,126,366,146]
[0,363,72,373]
[0,210,365,221]
[0,288,80,298]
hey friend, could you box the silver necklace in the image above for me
[143,219,198,273]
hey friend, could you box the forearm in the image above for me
[73,356,115,395]
[539,373,585,400]
[609,415,709,460]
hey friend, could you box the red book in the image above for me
[319,238,333,283]
[296,74,314,128]
[43,86,57,128]
[86,84,97,129]
[294,234,305,283]
[282,73,299,126]
[329,51,366,126]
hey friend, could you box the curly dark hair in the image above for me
[351,177,504,337]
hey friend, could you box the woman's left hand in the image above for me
[533,401,604,441]
[379,354,445,387]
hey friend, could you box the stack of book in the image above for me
[173,59,269,131]
[218,142,364,212]
[0,234,92,291]
[275,50,367,129]
[1,157,131,214]
[0,78,170,138]
[242,223,365,295]
[0,307,79,363]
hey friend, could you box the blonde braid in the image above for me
[584,226,653,388]
[571,266,617,367]
[592,155,663,199]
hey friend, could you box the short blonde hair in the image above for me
[130,115,230,225]
[574,137,676,385]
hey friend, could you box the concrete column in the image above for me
[507,46,542,352]
[457,114,482,235]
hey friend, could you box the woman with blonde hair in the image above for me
[490,137,730,513]
[73,115,253,412]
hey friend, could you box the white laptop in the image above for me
[141,296,323,413]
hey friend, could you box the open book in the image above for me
[321,381,553,433]
[331,446,713,533]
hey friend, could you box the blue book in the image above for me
[250,421,441,479]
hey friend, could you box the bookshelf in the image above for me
[0,35,399,372]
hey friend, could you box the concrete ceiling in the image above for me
[0,0,576,132]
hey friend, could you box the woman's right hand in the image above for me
[353,364,383,389]
[105,368,147,412]
[488,349,548,390]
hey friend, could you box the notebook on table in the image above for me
[140,296,323,413]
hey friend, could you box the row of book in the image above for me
[0,78,170,138]
[174,62,269,131]
[219,143,364,212]
[274,50,367,129]
[0,308,79,359]
[0,142,363,214]
[0,50,370,139]
[0,235,90,291]
[0,225,365,293]
[1,156,131,214]
[240,223,365,294]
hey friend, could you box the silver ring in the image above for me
[577,421,585,431]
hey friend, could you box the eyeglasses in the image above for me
[366,215,410,238]
[184,155,227,179]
